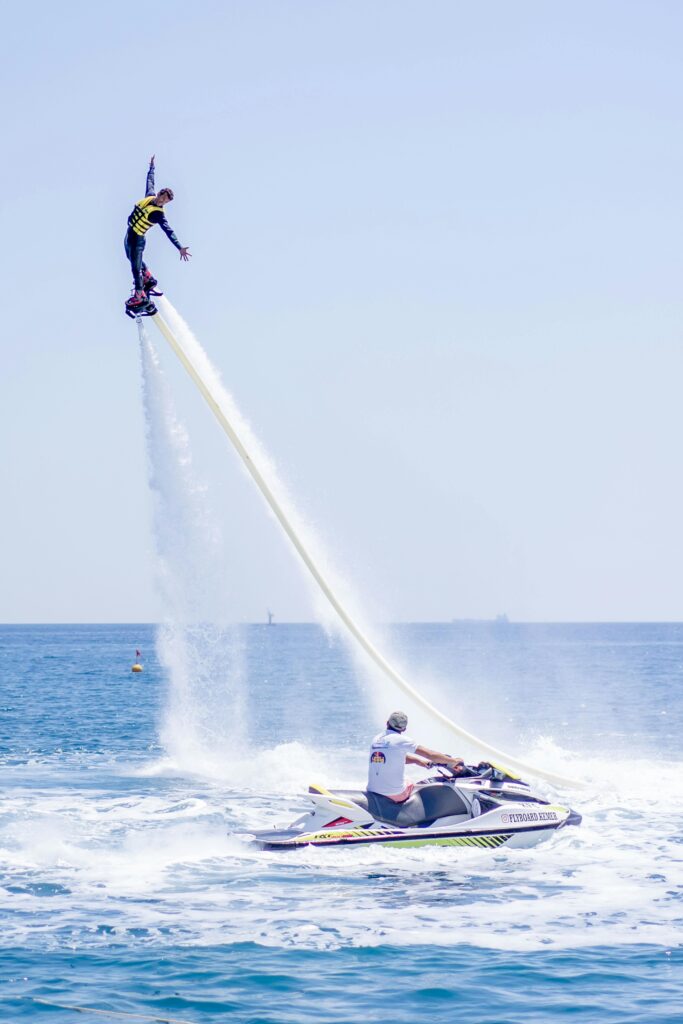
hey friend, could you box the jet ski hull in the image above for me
[255,822,570,851]
[251,774,581,851]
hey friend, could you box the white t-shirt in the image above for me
[367,728,418,795]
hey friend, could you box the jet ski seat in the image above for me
[331,784,470,828]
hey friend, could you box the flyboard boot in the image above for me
[142,268,163,297]
[125,288,157,319]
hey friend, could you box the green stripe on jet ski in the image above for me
[388,833,510,849]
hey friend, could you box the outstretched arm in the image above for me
[146,155,155,197]
[158,215,182,250]
[159,217,192,261]
[415,745,464,767]
[406,754,432,768]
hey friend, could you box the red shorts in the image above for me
[386,783,415,803]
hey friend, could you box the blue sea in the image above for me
[1,621,682,1023]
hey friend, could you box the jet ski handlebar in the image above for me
[429,762,512,782]
[429,762,470,779]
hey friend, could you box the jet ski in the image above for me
[251,763,581,851]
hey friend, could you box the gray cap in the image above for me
[387,711,408,732]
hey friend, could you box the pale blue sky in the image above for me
[1,1,682,623]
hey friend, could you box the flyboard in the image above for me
[147,302,583,790]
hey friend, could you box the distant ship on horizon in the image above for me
[452,613,510,624]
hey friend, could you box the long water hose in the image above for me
[150,305,582,789]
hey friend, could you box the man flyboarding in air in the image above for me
[124,155,191,315]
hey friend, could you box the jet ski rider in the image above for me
[367,711,464,803]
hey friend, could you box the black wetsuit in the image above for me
[124,165,182,290]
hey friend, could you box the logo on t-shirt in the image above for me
[370,751,386,764]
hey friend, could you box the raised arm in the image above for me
[146,155,155,197]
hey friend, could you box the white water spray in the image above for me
[150,298,582,788]
[138,324,247,771]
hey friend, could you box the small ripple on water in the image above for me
[1,944,682,1023]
